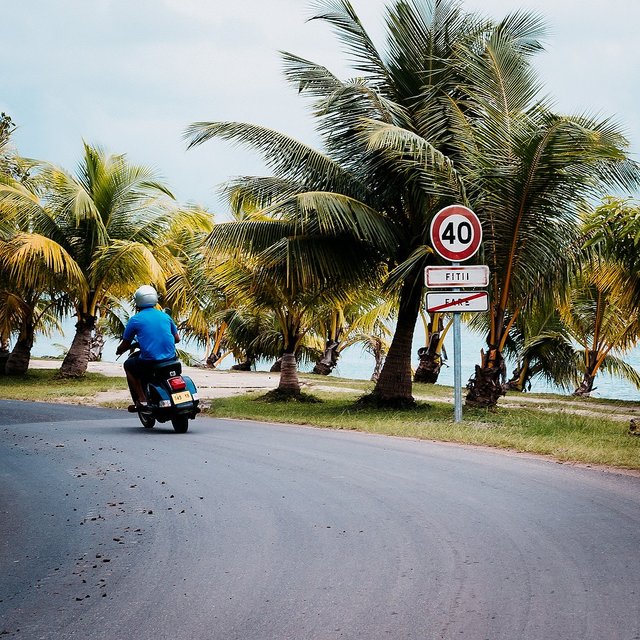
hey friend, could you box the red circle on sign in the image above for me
[429,205,482,262]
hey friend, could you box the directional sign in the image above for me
[425,265,489,288]
[430,205,482,262]
[426,291,489,313]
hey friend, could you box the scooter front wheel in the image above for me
[171,415,189,433]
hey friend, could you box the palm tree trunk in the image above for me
[59,315,95,377]
[414,345,442,383]
[206,350,223,368]
[88,327,105,362]
[414,322,446,384]
[230,357,254,371]
[0,337,10,374]
[573,373,596,396]
[278,352,300,392]
[414,314,447,384]
[5,335,33,376]
[367,280,422,407]
[573,350,598,396]
[370,343,385,382]
[504,361,530,392]
[313,340,339,375]
[465,346,507,408]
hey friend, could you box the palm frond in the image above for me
[0,232,86,293]
[185,121,364,195]
[596,354,640,390]
[89,240,165,303]
[361,119,466,201]
[308,0,391,86]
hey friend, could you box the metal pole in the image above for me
[453,312,462,422]
[452,261,462,422]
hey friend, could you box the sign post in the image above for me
[428,205,484,422]
[452,275,463,422]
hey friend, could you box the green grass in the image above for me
[0,369,127,401]
[207,390,640,470]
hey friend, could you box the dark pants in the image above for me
[123,353,156,402]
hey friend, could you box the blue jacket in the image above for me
[123,307,178,361]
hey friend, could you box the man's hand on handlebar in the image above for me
[116,338,132,357]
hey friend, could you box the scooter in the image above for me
[126,345,200,433]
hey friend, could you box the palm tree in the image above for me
[208,230,370,395]
[0,142,198,376]
[561,265,640,396]
[0,235,80,374]
[414,310,451,383]
[359,10,639,407]
[458,97,637,404]
[500,306,579,393]
[0,156,82,374]
[557,198,640,396]
[312,295,395,375]
[187,0,544,406]
[584,197,640,310]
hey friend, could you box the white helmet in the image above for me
[134,285,158,309]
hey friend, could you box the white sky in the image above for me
[4,0,639,218]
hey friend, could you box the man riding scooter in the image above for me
[116,285,180,411]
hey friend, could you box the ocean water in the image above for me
[30,319,639,402]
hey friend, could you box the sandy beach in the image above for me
[29,359,295,404]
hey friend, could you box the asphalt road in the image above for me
[1,400,639,640]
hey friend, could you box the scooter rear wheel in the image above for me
[171,415,189,433]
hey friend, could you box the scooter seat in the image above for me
[151,358,182,377]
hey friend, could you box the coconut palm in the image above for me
[456,67,638,405]
[500,307,579,393]
[0,234,80,374]
[584,197,640,310]
[187,0,549,406]
[560,265,640,396]
[312,295,395,375]
[208,230,367,395]
[360,10,639,406]
[554,198,640,396]
[0,291,67,375]
[0,158,83,374]
[0,142,205,376]
[414,310,451,383]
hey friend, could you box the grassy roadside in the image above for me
[0,369,127,402]
[1,369,639,471]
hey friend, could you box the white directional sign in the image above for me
[426,291,489,313]
[425,265,489,288]
[429,205,482,262]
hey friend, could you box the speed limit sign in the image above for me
[430,205,482,262]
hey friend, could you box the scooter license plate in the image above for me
[171,390,192,404]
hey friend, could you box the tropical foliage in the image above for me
[1,1,640,412]
[185,0,638,407]
[558,198,640,395]
[0,142,213,376]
